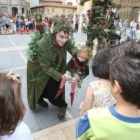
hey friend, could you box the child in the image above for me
[25,27,30,34]
[19,27,24,34]
[55,47,91,105]
[1,25,7,35]
[76,42,140,140]
[8,25,13,34]
[0,72,33,140]
[80,48,115,116]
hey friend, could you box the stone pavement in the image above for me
[32,117,78,140]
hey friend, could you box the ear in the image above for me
[113,80,122,95]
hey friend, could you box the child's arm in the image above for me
[80,85,93,116]
[81,66,89,79]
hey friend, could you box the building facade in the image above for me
[0,0,27,16]
[30,0,77,18]
[113,0,140,23]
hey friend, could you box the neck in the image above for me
[99,79,111,87]
[115,101,140,117]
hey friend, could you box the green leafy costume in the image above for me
[27,33,75,110]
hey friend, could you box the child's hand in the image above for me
[74,74,80,81]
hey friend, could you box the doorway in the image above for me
[22,8,24,15]
[12,7,18,16]
[132,7,139,22]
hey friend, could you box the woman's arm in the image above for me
[80,85,93,116]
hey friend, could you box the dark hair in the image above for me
[110,42,140,108]
[92,48,111,79]
[111,41,132,58]
[35,14,42,21]
[0,73,25,135]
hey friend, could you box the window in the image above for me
[1,6,7,13]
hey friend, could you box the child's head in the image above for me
[110,42,140,108]
[92,48,111,79]
[35,14,42,21]
[2,25,6,29]
[77,47,91,62]
[0,72,25,135]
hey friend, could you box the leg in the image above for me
[133,30,137,40]
[70,79,77,106]
[43,78,67,118]
[42,78,67,107]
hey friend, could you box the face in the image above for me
[55,31,69,47]
[37,15,41,20]
[77,56,87,62]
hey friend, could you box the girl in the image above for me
[80,48,115,116]
[55,47,91,105]
[0,72,33,140]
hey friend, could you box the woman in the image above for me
[42,17,49,33]
[27,20,75,119]
[34,14,43,34]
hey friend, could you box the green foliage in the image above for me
[26,32,44,62]
[80,0,120,50]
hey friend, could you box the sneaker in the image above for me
[57,107,67,119]
[38,98,48,107]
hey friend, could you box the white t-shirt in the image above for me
[1,122,33,140]
[132,22,137,31]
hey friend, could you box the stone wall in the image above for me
[113,0,140,23]
[0,0,27,16]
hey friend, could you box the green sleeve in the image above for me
[37,36,62,82]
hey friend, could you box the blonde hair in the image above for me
[77,47,92,60]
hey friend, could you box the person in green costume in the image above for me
[27,20,75,118]
[34,14,44,34]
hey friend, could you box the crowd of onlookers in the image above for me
[0,14,36,35]
[114,19,140,40]
[0,13,75,35]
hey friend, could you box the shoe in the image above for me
[57,107,67,119]
[38,98,48,107]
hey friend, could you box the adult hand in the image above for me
[74,74,80,81]
[62,75,67,80]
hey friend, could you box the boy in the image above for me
[76,42,140,140]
